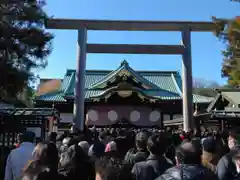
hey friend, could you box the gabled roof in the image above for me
[207,88,240,112]
[35,61,213,103]
[220,89,240,105]
[90,60,159,90]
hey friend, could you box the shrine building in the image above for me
[35,60,213,129]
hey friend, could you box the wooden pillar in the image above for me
[73,29,87,132]
[221,120,224,131]
[181,28,194,132]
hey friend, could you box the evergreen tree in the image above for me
[213,1,240,86]
[0,0,53,99]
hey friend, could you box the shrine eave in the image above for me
[88,87,175,101]
[0,108,59,117]
[35,91,213,104]
[208,109,240,120]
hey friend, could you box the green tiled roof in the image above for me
[36,92,66,102]
[36,90,212,103]
[36,61,213,103]
[193,94,213,103]
[90,60,159,90]
[222,91,240,105]
[86,89,181,100]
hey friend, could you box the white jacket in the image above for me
[4,142,35,180]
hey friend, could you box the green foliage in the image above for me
[0,0,53,99]
[213,16,240,86]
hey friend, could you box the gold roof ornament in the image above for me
[150,99,156,103]
[120,60,129,67]
[117,90,132,98]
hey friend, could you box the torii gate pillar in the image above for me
[73,29,87,132]
[182,29,194,132]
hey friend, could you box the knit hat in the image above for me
[78,141,90,155]
[105,141,117,152]
[202,137,217,153]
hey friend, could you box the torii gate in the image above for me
[46,19,216,132]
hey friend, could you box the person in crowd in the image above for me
[57,131,70,142]
[105,141,117,153]
[114,136,131,159]
[104,141,119,159]
[95,156,133,180]
[48,132,57,144]
[125,131,149,165]
[59,137,71,154]
[59,144,95,180]
[21,141,64,180]
[215,131,229,158]
[1,147,12,180]
[201,137,220,172]
[88,131,106,160]
[5,131,36,180]
[98,131,108,145]
[14,133,24,149]
[180,133,185,141]
[132,132,173,180]
[156,141,217,180]
[232,148,240,180]
[88,142,105,160]
[165,133,181,164]
[78,141,90,155]
[216,128,240,180]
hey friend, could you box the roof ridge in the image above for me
[65,69,179,74]
[215,88,240,92]
[89,62,161,90]
[89,65,123,89]
[125,64,160,89]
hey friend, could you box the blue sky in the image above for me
[39,0,240,84]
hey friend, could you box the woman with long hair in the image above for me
[59,144,95,180]
[21,141,65,180]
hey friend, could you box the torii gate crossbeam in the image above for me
[46,18,216,132]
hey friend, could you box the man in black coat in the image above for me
[125,130,149,166]
[132,132,173,180]
[156,141,217,180]
[216,128,240,180]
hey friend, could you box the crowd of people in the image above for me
[3,127,240,180]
